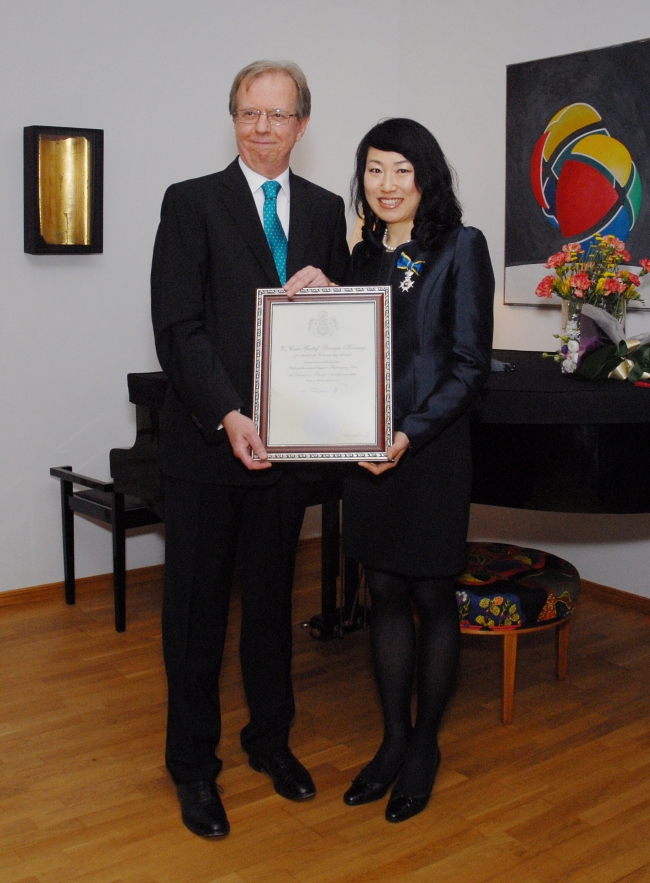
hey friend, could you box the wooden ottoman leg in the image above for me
[556,618,570,681]
[502,632,518,725]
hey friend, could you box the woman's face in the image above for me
[363,148,421,227]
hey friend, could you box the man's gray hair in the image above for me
[229,60,311,119]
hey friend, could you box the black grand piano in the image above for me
[110,350,650,633]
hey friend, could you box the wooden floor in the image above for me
[2,542,650,883]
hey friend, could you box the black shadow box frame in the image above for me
[24,125,104,255]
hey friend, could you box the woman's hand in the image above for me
[359,431,410,475]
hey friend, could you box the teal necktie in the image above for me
[261,180,288,285]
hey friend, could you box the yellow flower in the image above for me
[479,598,489,608]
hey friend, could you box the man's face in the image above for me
[234,72,309,177]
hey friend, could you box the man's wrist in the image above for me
[218,408,241,431]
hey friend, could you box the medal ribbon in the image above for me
[397,252,425,276]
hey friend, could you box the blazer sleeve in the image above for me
[151,183,244,442]
[400,227,495,452]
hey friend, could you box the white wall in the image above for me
[1,0,649,597]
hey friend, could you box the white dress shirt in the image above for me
[238,156,290,237]
[217,159,290,431]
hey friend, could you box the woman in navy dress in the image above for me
[343,119,494,822]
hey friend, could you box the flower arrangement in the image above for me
[536,234,648,318]
[536,235,649,373]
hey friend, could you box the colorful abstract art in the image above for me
[505,40,650,306]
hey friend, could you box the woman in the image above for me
[342,119,494,822]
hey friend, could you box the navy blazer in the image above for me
[151,159,349,485]
[350,226,494,453]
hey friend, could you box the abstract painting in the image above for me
[505,39,650,306]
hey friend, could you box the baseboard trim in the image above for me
[0,536,324,610]
[581,579,650,615]
[0,564,164,609]
[5,560,646,615]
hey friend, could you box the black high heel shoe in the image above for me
[344,777,392,806]
[385,747,441,823]
[343,762,403,807]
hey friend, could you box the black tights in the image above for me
[360,568,460,794]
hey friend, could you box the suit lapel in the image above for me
[286,171,312,278]
[217,159,280,285]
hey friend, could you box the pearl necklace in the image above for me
[382,228,396,252]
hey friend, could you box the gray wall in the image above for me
[1,0,649,597]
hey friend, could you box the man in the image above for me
[151,60,349,838]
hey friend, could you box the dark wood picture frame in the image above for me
[252,287,393,461]
[24,125,104,254]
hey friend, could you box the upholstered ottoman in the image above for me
[455,542,581,723]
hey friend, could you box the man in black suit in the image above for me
[151,60,349,838]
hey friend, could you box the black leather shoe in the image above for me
[343,777,392,806]
[249,748,316,801]
[385,749,441,823]
[176,780,230,838]
[385,790,431,823]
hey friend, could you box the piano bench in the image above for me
[50,466,162,632]
[455,542,581,724]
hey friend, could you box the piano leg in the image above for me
[305,499,367,640]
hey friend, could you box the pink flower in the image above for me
[535,275,555,298]
[603,277,626,294]
[639,258,650,272]
[603,236,631,261]
[570,272,591,291]
[563,242,583,255]
[545,252,566,269]
[627,272,641,287]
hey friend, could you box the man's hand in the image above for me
[283,266,334,299]
[358,431,410,476]
[222,410,272,470]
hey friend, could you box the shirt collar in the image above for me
[238,156,290,197]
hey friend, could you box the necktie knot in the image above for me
[262,179,281,201]
[261,180,287,285]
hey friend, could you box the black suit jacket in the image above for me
[151,158,350,486]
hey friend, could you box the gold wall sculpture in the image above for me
[38,135,91,246]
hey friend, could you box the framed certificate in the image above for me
[252,287,392,461]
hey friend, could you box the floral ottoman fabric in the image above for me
[455,543,581,632]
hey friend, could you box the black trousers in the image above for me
[162,473,308,785]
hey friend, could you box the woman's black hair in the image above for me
[351,118,462,252]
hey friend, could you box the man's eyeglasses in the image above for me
[233,109,298,127]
